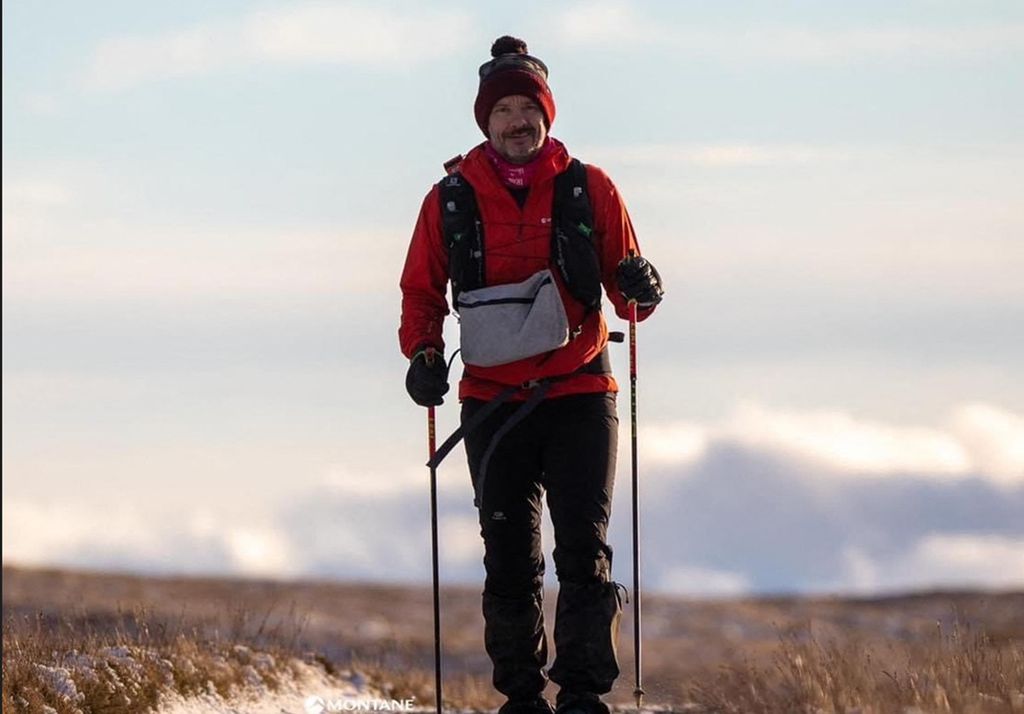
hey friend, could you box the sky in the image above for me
[3,0,1023,596]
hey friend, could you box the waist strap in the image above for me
[425,348,612,480]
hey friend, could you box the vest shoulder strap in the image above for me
[552,159,602,311]
[437,172,485,306]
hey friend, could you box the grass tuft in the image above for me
[689,620,1024,713]
[2,603,321,713]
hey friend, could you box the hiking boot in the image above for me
[498,696,555,714]
[554,692,610,714]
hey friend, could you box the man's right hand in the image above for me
[405,346,450,407]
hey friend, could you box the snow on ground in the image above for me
[157,657,381,714]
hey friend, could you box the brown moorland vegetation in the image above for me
[3,565,1023,712]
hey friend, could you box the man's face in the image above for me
[487,95,547,164]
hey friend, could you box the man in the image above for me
[399,36,663,714]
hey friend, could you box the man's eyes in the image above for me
[493,104,540,115]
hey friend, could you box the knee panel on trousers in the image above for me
[554,541,614,585]
[481,516,546,598]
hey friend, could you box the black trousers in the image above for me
[462,392,623,700]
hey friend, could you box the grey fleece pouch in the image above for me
[457,269,570,368]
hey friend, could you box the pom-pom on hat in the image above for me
[474,36,556,136]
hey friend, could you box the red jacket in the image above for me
[399,138,655,401]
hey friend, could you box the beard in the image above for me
[500,128,542,160]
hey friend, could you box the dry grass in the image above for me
[351,657,504,711]
[1,602,319,713]
[689,621,1024,713]
[3,566,1024,712]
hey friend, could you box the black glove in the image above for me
[616,255,664,307]
[405,346,450,407]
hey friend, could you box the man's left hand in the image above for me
[616,255,664,307]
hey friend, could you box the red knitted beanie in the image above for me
[474,36,556,136]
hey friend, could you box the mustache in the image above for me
[503,127,536,140]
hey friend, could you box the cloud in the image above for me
[581,142,1024,174]
[841,534,1024,592]
[1,499,298,578]
[641,403,1024,487]
[275,473,483,581]
[2,179,73,209]
[553,2,1024,62]
[898,533,1024,588]
[22,94,61,116]
[581,143,855,168]
[2,224,406,302]
[630,452,1024,594]
[949,404,1024,487]
[221,526,296,578]
[240,4,473,65]
[83,3,475,92]
[3,161,415,307]
[85,25,227,92]
[724,403,972,478]
[642,421,709,468]
[659,565,751,597]
[4,402,1022,594]
[555,0,649,45]
[583,141,1024,311]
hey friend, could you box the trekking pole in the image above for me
[627,254,645,712]
[426,348,443,714]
